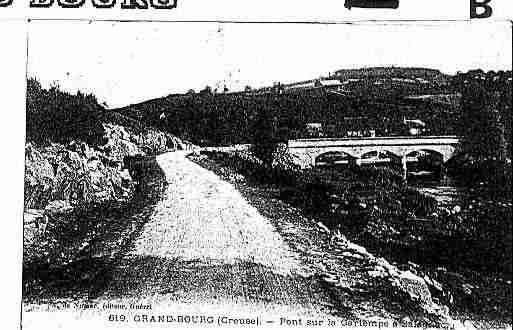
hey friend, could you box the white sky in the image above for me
[28,21,512,108]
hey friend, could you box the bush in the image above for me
[251,106,278,167]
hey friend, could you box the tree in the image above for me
[199,86,213,96]
[252,104,278,167]
[459,76,508,162]
[26,78,106,146]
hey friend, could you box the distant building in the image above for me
[305,123,323,137]
[314,79,343,88]
[403,118,426,135]
[343,116,375,138]
[346,129,376,138]
[324,124,338,137]
[282,78,343,92]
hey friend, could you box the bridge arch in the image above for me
[404,147,455,163]
[315,151,356,167]
[359,149,402,159]
[406,149,443,161]
[358,150,402,166]
[403,149,447,179]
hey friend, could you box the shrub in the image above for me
[251,106,278,167]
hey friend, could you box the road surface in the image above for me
[94,151,339,319]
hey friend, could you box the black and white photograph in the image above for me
[21,20,512,329]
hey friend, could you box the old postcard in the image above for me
[0,1,512,329]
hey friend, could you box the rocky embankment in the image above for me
[23,116,192,297]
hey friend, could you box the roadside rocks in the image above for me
[44,200,74,217]
[22,128,140,264]
[293,214,452,325]
[23,201,76,266]
[24,144,55,209]
[390,271,432,306]
[23,209,46,258]
[23,209,45,233]
[100,123,142,163]
[24,120,181,210]
[48,145,131,206]
[320,230,453,325]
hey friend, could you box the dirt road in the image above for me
[91,151,339,318]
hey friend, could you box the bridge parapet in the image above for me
[288,136,460,149]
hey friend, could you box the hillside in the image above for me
[115,67,463,147]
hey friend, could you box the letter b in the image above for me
[470,0,493,19]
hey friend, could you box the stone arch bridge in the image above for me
[288,136,461,177]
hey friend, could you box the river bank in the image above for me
[193,149,511,328]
